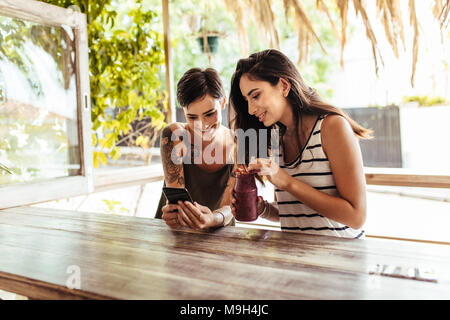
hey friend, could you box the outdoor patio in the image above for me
[1,0,450,304]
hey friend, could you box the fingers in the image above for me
[161,202,210,230]
[257,196,266,213]
[176,208,190,228]
[231,192,237,217]
[177,203,196,228]
[231,204,236,217]
[246,158,260,172]
[247,158,277,176]
[247,158,265,172]
[161,209,181,229]
[177,201,201,229]
[191,202,209,214]
[162,203,189,228]
[162,203,179,214]
[184,201,204,221]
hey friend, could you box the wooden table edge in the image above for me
[0,271,114,300]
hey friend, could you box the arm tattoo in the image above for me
[161,127,185,186]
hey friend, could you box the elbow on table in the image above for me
[348,207,367,230]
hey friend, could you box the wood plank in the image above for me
[0,271,111,300]
[1,206,449,299]
[162,0,176,123]
[2,219,449,286]
[1,224,446,300]
[3,206,449,263]
[365,167,450,188]
[0,177,90,209]
[366,234,450,246]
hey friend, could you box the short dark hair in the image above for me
[176,68,225,108]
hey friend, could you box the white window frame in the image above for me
[0,0,93,208]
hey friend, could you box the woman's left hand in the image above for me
[247,157,291,190]
[177,201,216,230]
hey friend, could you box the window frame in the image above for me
[0,0,93,209]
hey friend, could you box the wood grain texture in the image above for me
[364,167,450,188]
[0,206,449,299]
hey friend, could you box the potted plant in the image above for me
[196,30,221,54]
[191,13,224,55]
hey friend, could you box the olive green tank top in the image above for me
[155,163,233,220]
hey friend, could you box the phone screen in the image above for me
[162,187,194,204]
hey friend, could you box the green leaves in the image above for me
[41,0,166,168]
[102,199,129,215]
[402,95,447,107]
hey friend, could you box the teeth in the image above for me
[258,112,266,120]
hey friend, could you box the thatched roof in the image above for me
[224,0,450,87]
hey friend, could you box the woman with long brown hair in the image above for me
[229,49,371,238]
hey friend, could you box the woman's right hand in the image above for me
[231,189,266,218]
[161,202,181,229]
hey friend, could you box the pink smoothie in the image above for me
[234,172,258,222]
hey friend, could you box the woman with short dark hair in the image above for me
[155,68,235,230]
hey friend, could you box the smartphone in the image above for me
[162,187,194,204]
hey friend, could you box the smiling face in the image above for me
[183,94,225,141]
[239,73,292,127]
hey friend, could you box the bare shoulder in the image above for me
[322,114,354,138]
[322,114,352,132]
[321,114,356,153]
[161,122,187,143]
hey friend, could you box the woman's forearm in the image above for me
[213,205,234,226]
[283,176,365,229]
[160,126,185,187]
[262,202,280,223]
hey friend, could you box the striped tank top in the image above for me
[274,115,365,239]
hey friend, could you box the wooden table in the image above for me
[0,206,449,300]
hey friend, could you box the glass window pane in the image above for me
[344,105,450,173]
[0,16,80,185]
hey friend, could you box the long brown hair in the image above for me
[229,49,372,165]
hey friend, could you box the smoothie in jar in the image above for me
[234,169,258,222]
